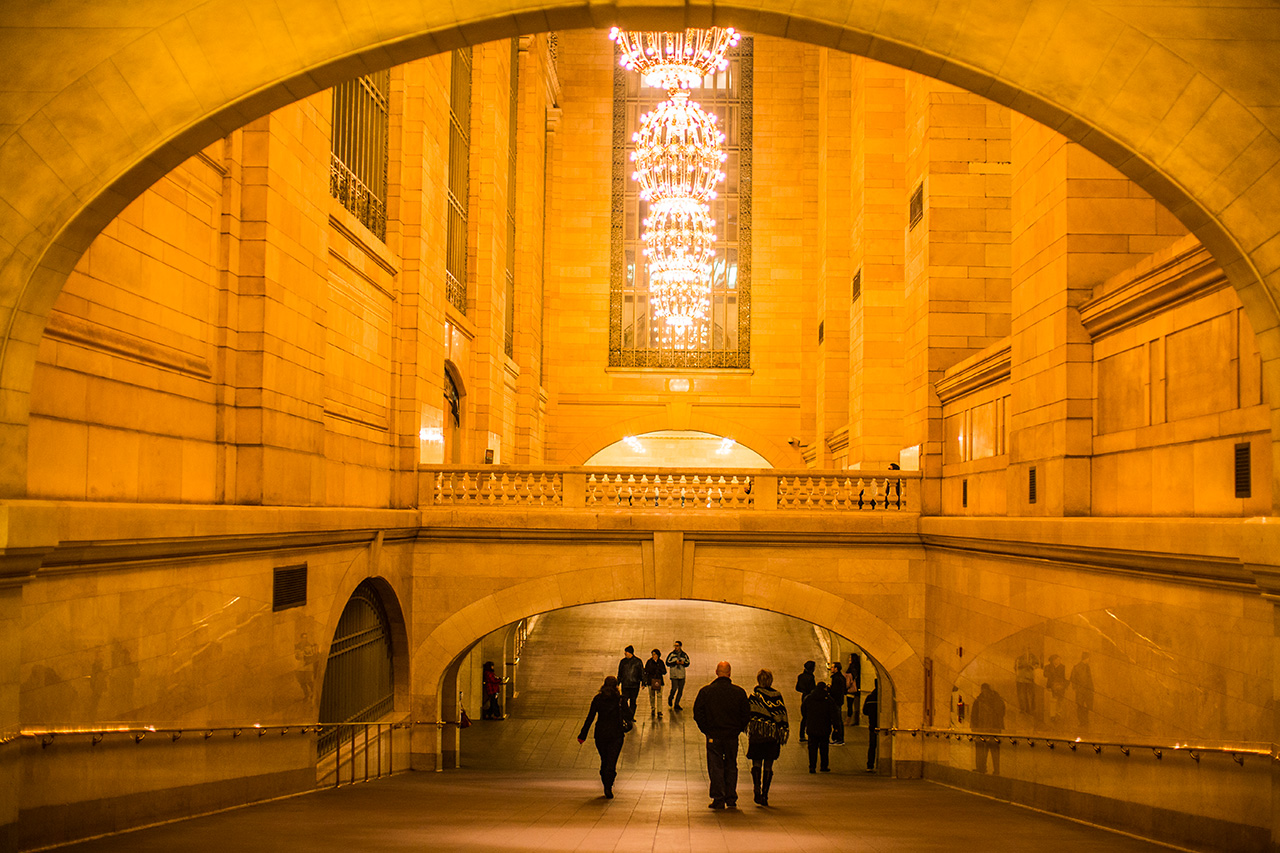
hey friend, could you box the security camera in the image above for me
[787,436,801,448]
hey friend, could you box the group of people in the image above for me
[1013,649,1094,728]
[794,657,879,775]
[578,645,879,808]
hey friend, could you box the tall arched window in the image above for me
[317,580,395,756]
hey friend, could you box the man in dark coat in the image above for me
[969,682,1006,774]
[617,645,644,722]
[800,681,835,772]
[863,685,880,772]
[795,660,817,742]
[828,661,846,744]
[693,660,750,809]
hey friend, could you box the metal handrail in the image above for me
[885,726,1275,764]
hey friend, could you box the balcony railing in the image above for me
[420,466,919,512]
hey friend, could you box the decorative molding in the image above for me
[328,206,401,281]
[827,425,850,455]
[1078,243,1226,339]
[935,342,1011,405]
[44,310,213,379]
[323,402,390,432]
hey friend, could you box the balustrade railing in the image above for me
[421,466,919,512]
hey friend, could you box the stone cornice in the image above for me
[935,341,1011,405]
[1079,241,1227,339]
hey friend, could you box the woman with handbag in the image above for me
[644,648,667,719]
[746,668,789,806]
[577,675,630,799]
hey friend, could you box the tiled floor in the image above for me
[56,602,1177,852]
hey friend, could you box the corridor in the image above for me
[53,602,1178,852]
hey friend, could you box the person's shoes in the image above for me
[865,767,876,773]
[674,705,683,711]
[657,711,663,719]
[820,767,831,772]
[809,768,816,774]
[753,792,763,805]
[708,800,725,810]
[831,741,844,746]
[799,736,807,742]
[725,801,737,809]
[761,794,769,807]
[605,788,614,799]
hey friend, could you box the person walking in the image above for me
[1043,654,1068,725]
[481,661,502,720]
[577,675,629,799]
[644,648,667,719]
[617,645,644,722]
[1070,652,1094,729]
[666,640,689,711]
[1015,648,1039,716]
[828,661,846,744]
[795,660,817,742]
[969,682,1006,774]
[863,684,880,772]
[693,661,750,809]
[800,681,834,773]
[747,668,789,806]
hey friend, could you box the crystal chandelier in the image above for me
[611,26,738,347]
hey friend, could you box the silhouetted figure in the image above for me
[1043,655,1067,725]
[617,645,643,722]
[828,661,846,744]
[1014,649,1039,716]
[969,682,1006,774]
[693,661,750,809]
[482,661,502,720]
[847,653,862,723]
[577,675,628,799]
[863,685,880,772]
[795,660,817,742]
[1070,652,1094,729]
[665,640,689,711]
[801,682,835,773]
[747,668,789,806]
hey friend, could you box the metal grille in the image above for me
[909,183,924,231]
[447,48,473,315]
[1235,442,1251,499]
[330,71,390,240]
[272,564,308,612]
[318,580,395,756]
[610,38,753,369]
[852,269,862,302]
[1028,466,1037,505]
[505,39,519,359]
[445,371,461,427]
[818,320,824,345]
[961,479,968,508]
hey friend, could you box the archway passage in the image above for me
[0,1,1278,500]
[458,601,891,785]
[318,580,396,756]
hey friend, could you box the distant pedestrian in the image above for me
[1043,655,1067,725]
[969,682,1006,774]
[795,660,817,742]
[481,661,502,720]
[846,653,862,723]
[1070,652,1094,729]
[617,645,644,722]
[644,648,667,719]
[863,685,880,772]
[828,661,846,744]
[1015,649,1039,716]
[577,676,629,799]
[800,681,834,773]
[693,661,750,809]
[666,641,690,711]
[746,669,789,806]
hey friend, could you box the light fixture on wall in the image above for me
[610,25,739,349]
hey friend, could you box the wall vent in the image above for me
[818,320,824,345]
[961,479,968,508]
[273,564,308,612]
[1028,466,1037,505]
[1235,442,1252,499]
[852,269,862,301]
[908,183,924,230]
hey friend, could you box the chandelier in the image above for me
[612,26,738,347]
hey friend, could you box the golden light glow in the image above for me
[609,27,740,91]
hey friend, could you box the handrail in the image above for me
[4,719,414,747]
[884,726,1276,764]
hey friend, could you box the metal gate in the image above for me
[317,580,394,756]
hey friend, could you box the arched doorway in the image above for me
[318,579,396,757]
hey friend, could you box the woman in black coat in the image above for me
[578,675,628,798]
[800,681,835,773]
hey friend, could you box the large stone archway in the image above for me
[409,561,923,771]
[2,0,1278,500]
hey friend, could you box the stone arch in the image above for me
[563,412,797,468]
[318,569,413,721]
[410,562,923,769]
[2,1,1278,501]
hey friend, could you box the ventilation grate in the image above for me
[818,320,824,345]
[961,479,968,508]
[273,564,308,612]
[852,269,862,302]
[1235,442,1252,499]
[1028,466,1037,505]
[909,184,924,230]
